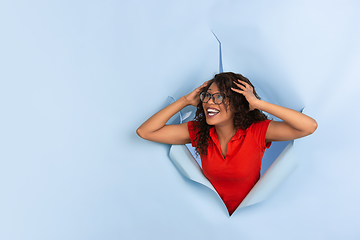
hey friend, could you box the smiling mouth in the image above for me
[207,108,220,117]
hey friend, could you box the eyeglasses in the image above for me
[200,92,225,105]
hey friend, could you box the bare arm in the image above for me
[232,80,317,143]
[136,97,191,145]
[255,100,317,142]
[136,81,208,145]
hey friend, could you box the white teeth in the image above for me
[207,108,219,116]
[207,109,219,113]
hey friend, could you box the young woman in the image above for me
[137,72,317,215]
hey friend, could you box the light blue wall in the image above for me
[1,0,360,239]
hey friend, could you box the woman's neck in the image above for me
[215,123,237,143]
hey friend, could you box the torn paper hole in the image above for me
[167,98,300,213]
[167,31,301,214]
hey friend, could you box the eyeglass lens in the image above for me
[200,92,224,104]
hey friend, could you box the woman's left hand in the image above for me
[231,79,259,111]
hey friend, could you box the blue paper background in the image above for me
[1,0,360,239]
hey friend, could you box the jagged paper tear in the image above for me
[168,105,298,211]
[167,32,301,213]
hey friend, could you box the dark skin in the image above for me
[137,80,317,157]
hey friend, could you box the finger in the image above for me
[198,81,209,89]
[237,80,253,90]
[231,87,243,94]
[233,81,246,89]
[201,80,209,86]
[196,83,206,90]
[236,79,248,84]
[236,79,251,87]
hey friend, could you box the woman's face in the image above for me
[202,82,234,126]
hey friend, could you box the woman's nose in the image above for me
[208,96,215,104]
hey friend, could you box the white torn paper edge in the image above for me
[169,144,217,193]
[169,140,297,210]
[165,28,303,209]
[167,97,299,211]
[237,140,297,209]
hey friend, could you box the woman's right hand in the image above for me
[137,80,209,145]
[184,81,209,106]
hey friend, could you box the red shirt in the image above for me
[188,120,271,215]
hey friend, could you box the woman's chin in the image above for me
[205,118,217,126]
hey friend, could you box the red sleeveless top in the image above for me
[188,120,271,215]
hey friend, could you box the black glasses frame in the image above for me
[200,92,225,105]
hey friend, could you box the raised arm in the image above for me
[232,80,317,143]
[136,81,208,145]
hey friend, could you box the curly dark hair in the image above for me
[193,72,268,156]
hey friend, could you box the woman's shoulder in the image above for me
[245,120,272,148]
[187,120,202,137]
[187,120,200,130]
[246,119,272,133]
